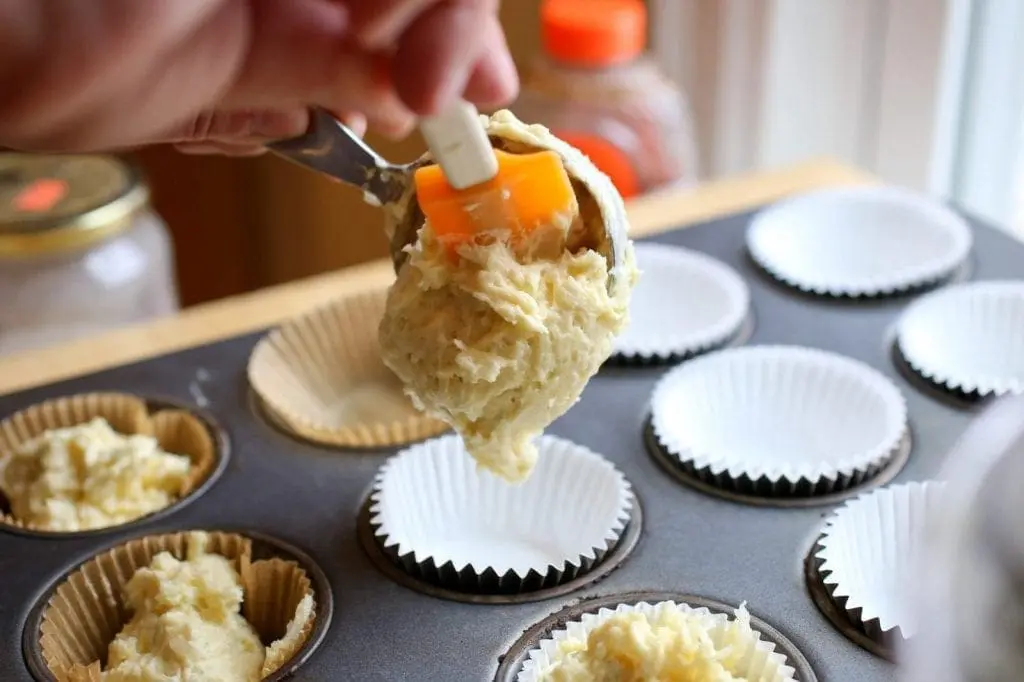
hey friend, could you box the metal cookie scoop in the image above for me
[267,108,425,269]
[268,108,622,289]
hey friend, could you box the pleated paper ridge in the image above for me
[651,345,908,483]
[612,243,750,361]
[0,393,219,533]
[816,481,946,640]
[247,287,448,448]
[746,185,972,297]
[516,600,797,682]
[897,281,1024,396]
[369,434,632,578]
[37,530,317,681]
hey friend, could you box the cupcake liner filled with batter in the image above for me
[612,242,750,363]
[896,281,1024,397]
[0,392,219,533]
[368,433,634,595]
[247,287,449,448]
[650,346,908,498]
[746,185,972,297]
[516,599,797,682]
[33,530,322,682]
[808,481,946,659]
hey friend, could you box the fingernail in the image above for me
[174,142,267,157]
[341,113,369,138]
[372,95,418,140]
[174,144,220,155]
[374,114,416,141]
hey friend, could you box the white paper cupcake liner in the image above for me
[612,242,750,362]
[368,434,633,594]
[901,394,1024,682]
[516,600,797,682]
[650,345,908,496]
[812,481,946,655]
[896,280,1024,397]
[747,186,972,297]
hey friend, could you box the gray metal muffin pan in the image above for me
[2,204,1021,681]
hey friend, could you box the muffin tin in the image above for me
[3,200,1023,681]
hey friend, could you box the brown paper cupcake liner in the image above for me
[248,287,449,448]
[36,530,318,682]
[0,392,220,533]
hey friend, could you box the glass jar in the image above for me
[0,153,179,355]
[512,0,699,199]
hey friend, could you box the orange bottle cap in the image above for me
[541,0,646,68]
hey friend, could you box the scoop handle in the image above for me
[268,108,403,205]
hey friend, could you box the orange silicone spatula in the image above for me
[415,101,577,251]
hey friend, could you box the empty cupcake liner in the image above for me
[612,242,751,362]
[901,394,1024,681]
[650,345,908,496]
[747,185,972,297]
[247,286,449,448]
[516,599,797,682]
[896,280,1024,397]
[0,392,219,533]
[34,530,319,681]
[368,433,633,595]
[810,481,947,658]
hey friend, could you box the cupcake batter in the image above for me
[379,111,637,482]
[0,417,191,531]
[538,605,759,681]
[102,533,264,682]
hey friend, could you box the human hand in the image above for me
[0,0,518,155]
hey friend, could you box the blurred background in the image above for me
[145,0,1020,307]
[1,0,1021,349]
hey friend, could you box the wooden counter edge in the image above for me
[0,158,876,396]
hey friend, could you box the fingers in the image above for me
[0,0,250,151]
[162,109,309,144]
[168,109,305,157]
[461,16,519,110]
[345,0,438,49]
[229,0,515,131]
[0,0,515,153]
[221,0,416,139]
[170,108,368,157]
[391,2,510,114]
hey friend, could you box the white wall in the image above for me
[650,0,951,190]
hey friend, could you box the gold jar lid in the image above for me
[0,153,150,257]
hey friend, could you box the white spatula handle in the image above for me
[419,101,498,190]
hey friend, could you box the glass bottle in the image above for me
[513,0,699,199]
